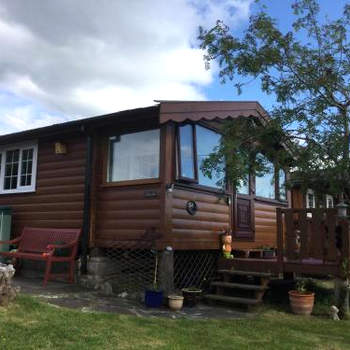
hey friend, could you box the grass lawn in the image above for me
[0,293,350,350]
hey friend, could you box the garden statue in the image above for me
[330,305,340,321]
[221,230,233,259]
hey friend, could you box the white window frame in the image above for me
[306,189,316,208]
[326,194,334,208]
[0,141,38,194]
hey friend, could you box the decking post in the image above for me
[276,208,284,274]
[159,247,174,297]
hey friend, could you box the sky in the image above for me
[0,0,347,135]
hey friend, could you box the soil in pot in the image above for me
[288,290,315,315]
[168,295,184,311]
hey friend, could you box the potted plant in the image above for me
[288,279,315,315]
[182,287,202,307]
[145,250,163,308]
[262,246,276,259]
[168,294,184,311]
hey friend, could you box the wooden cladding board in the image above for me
[168,188,230,250]
[94,184,161,246]
[0,137,86,238]
[234,201,278,249]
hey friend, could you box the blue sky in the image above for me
[0,0,347,134]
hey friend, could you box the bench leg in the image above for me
[68,260,75,284]
[43,260,52,287]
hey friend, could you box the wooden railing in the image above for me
[276,208,350,272]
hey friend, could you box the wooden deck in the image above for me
[220,208,350,277]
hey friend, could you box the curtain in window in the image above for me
[109,129,160,182]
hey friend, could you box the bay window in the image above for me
[177,124,222,189]
[0,142,38,194]
[255,154,275,199]
[108,129,160,182]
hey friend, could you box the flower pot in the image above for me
[288,290,315,315]
[182,288,202,307]
[168,295,184,311]
[145,289,163,308]
[263,250,276,259]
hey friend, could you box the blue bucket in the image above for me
[145,290,163,308]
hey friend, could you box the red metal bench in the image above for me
[0,227,81,286]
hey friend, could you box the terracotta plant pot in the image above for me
[288,290,315,315]
[168,295,184,311]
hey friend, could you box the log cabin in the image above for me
[0,100,299,292]
[0,101,289,253]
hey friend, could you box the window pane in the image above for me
[237,176,249,195]
[108,129,160,182]
[196,125,222,188]
[279,169,286,200]
[255,155,275,199]
[179,125,195,179]
[20,148,34,186]
[4,149,20,190]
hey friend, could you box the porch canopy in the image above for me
[158,100,270,124]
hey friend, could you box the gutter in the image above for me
[80,130,93,274]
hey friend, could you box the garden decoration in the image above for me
[0,263,18,306]
[330,305,340,321]
[221,230,233,259]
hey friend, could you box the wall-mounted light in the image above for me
[54,142,67,154]
[336,201,348,218]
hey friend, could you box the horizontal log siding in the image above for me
[168,188,230,250]
[234,200,278,249]
[94,185,161,247]
[0,137,86,238]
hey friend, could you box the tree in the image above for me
[198,0,350,200]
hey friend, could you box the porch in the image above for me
[220,207,349,276]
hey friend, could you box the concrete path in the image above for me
[13,276,254,320]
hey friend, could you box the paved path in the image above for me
[13,276,254,320]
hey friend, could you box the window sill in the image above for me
[101,178,160,187]
[254,196,289,206]
[174,181,229,196]
[0,189,36,195]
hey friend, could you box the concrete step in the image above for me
[204,294,260,306]
[211,281,268,291]
[217,269,272,278]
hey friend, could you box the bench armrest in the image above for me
[46,241,78,252]
[0,236,22,246]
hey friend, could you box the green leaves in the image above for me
[198,0,350,199]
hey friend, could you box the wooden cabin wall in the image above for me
[0,136,86,238]
[163,187,230,250]
[92,127,162,248]
[233,201,279,249]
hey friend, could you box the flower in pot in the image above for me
[182,287,202,307]
[288,279,315,315]
[262,246,276,259]
[145,250,163,308]
[168,294,184,311]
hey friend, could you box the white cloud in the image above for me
[0,0,253,132]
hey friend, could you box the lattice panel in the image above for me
[104,243,156,295]
[174,250,219,290]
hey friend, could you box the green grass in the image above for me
[0,292,350,350]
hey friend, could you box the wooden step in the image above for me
[217,269,272,278]
[204,294,260,306]
[211,281,268,291]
